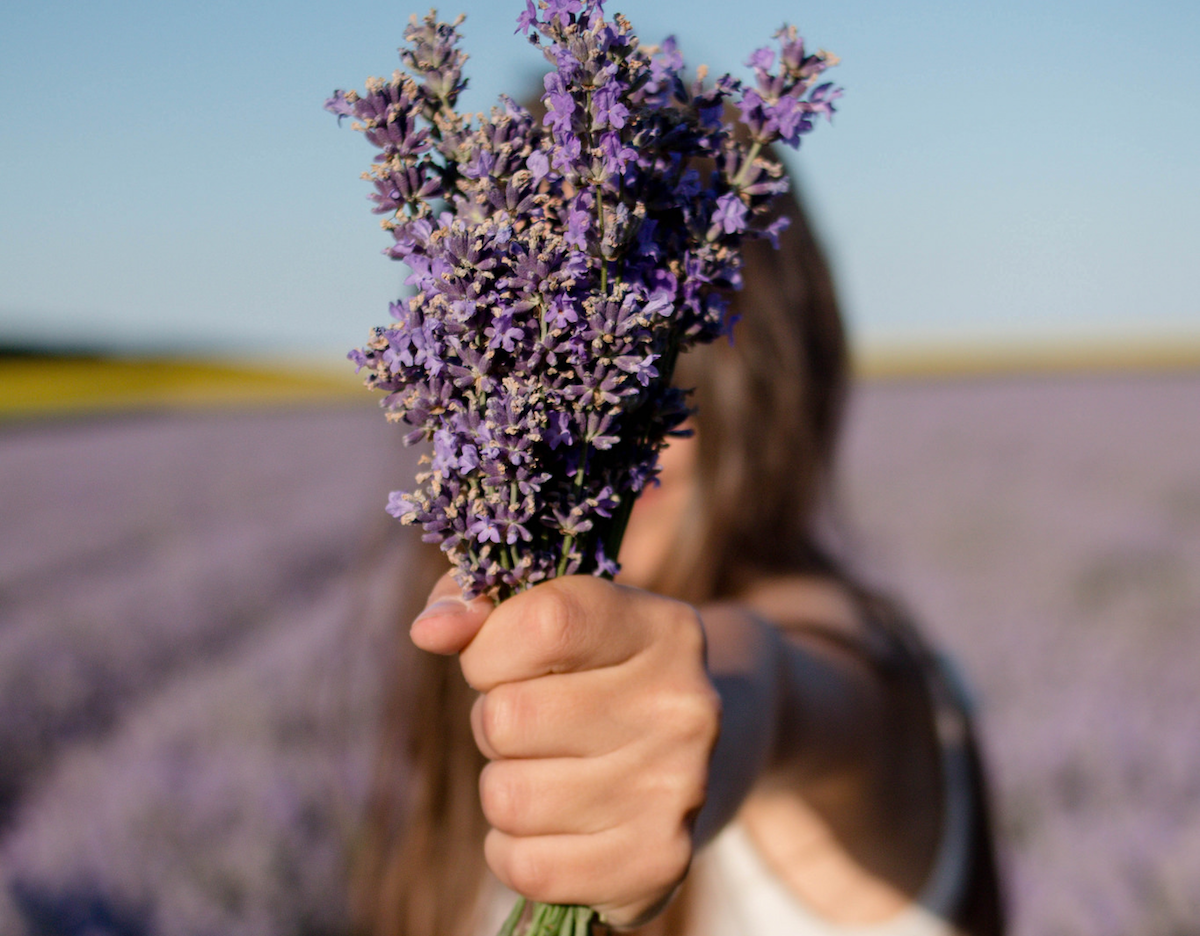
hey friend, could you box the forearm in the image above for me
[691,603,782,846]
[692,600,888,847]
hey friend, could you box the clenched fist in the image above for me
[411,573,722,927]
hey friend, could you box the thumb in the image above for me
[410,570,494,655]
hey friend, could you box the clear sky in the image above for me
[1,0,1197,360]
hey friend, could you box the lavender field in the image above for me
[1,374,1198,935]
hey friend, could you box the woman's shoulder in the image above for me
[738,574,862,632]
[734,573,902,668]
[730,572,1005,936]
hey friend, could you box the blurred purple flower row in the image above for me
[4,382,1200,934]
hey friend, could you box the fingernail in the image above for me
[414,597,470,624]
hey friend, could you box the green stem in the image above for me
[498,897,527,936]
[596,187,607,296]
[496,901,594,936]
[528,901,549,936]
[574,445,590,491]
[556,534,575,578]
[538,903,564,936]
[731,140,762,189]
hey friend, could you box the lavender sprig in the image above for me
[329,3,838,603]
[329,3,838,932]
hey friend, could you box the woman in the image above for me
[350,180,1005,936]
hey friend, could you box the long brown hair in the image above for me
[649,183,847,605]
[349,179,1003,936]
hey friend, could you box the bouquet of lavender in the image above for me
[329,2,838,932]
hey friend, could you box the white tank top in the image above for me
[693,710,972,936]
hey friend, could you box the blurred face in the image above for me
[617,429,698,589]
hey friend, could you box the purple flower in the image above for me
[712,192,749,234]
[806,81,843,121]
[737,87,765,130]
[385,490,418,519]
[545,411,574,449]
[593,546,620,578]
[615,353,659,387]
[545,0,583,27]
[598,132,637,177]
[487,311,525,352]
[462,149,497,179]
[469,517,503,544]
[565,201,590,249]
[547,294,579,328]
[550,132,582,174]
[542,73,576,135]
[527,150,551,181]
[515,0,538,35]
[766,95,807,146]
[324,90,355,123]
[592,84,628,129]
[763,215,791,248]
[642,268,676,315]
[649,35,683,85]
[746,47,774,72]
[553,47,582,81]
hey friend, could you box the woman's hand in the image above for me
[411,572,722,928]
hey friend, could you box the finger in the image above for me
[484,823,692,925]
[479,749,706,839]
[410,570,494,655]
[478,755,634,837]
[459,576,659,691]
[470,669,636,759]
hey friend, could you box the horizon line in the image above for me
[4,337,1199,420]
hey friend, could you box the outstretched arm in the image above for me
[410,571,942,928]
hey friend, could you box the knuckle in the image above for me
[527,584,579,665]
[667,601,707,660]
[695,684,723,745]
[477,686,511,753]
[659,681,721,749]
[479,764,525,830]
[505,841,551,898]
[662,829,694,881]
[663,758,709,816]
[641,753,708,830]
[480,686,527,755]
[641,827,692,892]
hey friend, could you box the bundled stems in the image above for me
[500,902,595,936]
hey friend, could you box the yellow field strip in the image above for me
[0,357,369,419]
[4,339,1199,421]
[854,338,1200,381]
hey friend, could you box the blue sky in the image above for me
[1,0,1197,360]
